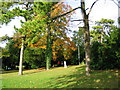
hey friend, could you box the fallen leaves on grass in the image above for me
[95,79,100,83]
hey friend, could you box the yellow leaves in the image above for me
[34,14,47,21]
[108,76,112,78]
[29,34,47,48]
[71,47,76,51]
[52,51,58,60]
[53,36,76,60]
[14,43,20,48]
[40,45,46,49]
[95,79,101,83]
[29,44,32,47]
[64,37,70,41]
[52,51,57,55]
[50,28,54,32]
[53,56,57,60]
[53,38,64,46]
[51,2,73,18]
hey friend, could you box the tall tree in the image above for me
[91,18,115,43]
[72,27,84,65]
[0,35,21,70]
[18,2,74,70]
[1,1,34,75]
[80,0,97,75]
[52,0,99,75]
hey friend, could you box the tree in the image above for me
[1,1,34,75]
[90,24,120,70]
[91,26,103,43]
[1,0,102,75]
[13,2,33,75]
[80,0,98,75]
[72,27,84,65]
[46,2,74,69]
[24,47,46,69]
[12,32,26,75]
[1,39,20,70]
[52,0,99,75]
[90,18,120,70]
[17,2,74,70]
[91,18,115,43]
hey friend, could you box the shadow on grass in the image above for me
[46,66,119,88]
[2,69,43,75]
[2,70,19,74]
[23,69,46,75]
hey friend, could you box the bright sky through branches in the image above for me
[0,0,118,47]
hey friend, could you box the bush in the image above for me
[90,42,119,70]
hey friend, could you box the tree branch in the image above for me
[71,19,92,22]
[87,0,99,16]
[111,0,120,8]
[71,19,83,22]
[52,7,81,20]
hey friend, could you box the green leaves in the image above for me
[1,2,34,25]
[0,34,10,42]
[92,26,103,30]
[96,18,114,25]
[24,47,46,68]
[91,25,120,70]
[90,18,115,43]
[1,10,14,24]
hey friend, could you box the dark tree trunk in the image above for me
[78,45,81,65]
[46,28,52,70]
[46,13,52,70]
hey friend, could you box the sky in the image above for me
[0,0,118,47]
[67,0,118,29]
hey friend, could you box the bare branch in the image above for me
[52,7,81,20]
[111,0,120,8]
[71,19,83,22]
[71,19,92,22]
[77,22,82,25]
[87,0,99,16]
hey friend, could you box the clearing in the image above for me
[1,65,119,88]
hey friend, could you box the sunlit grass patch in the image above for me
[1,65,119,88]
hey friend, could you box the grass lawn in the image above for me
[1,65,119,88]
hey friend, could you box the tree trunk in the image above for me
[84,16,91,76]
[46,13,52,70]
[46,25,52,70]
[78,45,81,65]
[18,38,24,75]
[64,61,67,68]
[101,26,104,43]
[0,58,2,73]
[81,0,91,76]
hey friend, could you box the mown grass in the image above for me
[1,65,119,88]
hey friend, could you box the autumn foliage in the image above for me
[28,2,76,61]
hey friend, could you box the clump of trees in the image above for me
[90,19,120,70]
[1,0,120,76]
[1,2,76,73]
